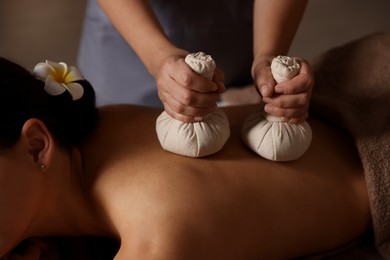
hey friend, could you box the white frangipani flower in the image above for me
[33,60,84,100]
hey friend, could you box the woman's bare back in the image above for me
[81,105,370,259]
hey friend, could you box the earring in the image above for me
[40,163,46,169]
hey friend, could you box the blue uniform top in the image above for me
[78,0,254,106]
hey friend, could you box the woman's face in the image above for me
[0,145,43,257]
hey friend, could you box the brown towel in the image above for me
[310,32,390,259]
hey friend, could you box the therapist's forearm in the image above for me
[96,0,186,76]
[253,0,308,58]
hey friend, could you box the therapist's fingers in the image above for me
[158,80,219,122]
[262,89,311,123]
[156,54,224,122]
[174,59,225,94]
[274,59,314,96]
[260,57,314,124]
[157,57,222,121]
[159,75,220,106]
[263,92,310,110]
[161,89,218,122]
[264,101,308,123]
[264,103,309,124]
[172,58,220,93]
[158,58,220,100]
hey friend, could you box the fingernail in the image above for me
[210,84,218,91]
[194,116,203,121]
[264,104,273,113]
[262,97,272,103]
[275,85,284,94]
[260,85,269,97]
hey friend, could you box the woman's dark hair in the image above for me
[0,57,98,150]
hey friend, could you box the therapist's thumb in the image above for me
[255,70,275,98]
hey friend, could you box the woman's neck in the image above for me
[27,147,116,239]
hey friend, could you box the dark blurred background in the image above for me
[1,0,389,70]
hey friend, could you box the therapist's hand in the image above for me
[155,54,225,122]
[252,55,314,124]
[96,0,225,122]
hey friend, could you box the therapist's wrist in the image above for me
[147,47,189,78]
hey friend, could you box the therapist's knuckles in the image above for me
[283,80,313,95]
[178,70,195,87]
[166,99,193,115]
[178,90,205,106]
[191,77,220,93]
[177,90,219,107]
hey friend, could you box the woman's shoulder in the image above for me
[98,104,162,123]
[97,103,257,122]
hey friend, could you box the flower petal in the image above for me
[33,62,55,79]
[64,66,84,83]
[65,82,84,100]
[46,60,68,79]
[44,75,66,96]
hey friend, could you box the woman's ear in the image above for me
[20,118,54,170]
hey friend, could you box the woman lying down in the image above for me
[0,57,370,259]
